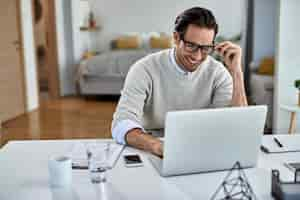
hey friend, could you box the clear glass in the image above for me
[85,142,111,184]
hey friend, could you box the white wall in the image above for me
[20,0,39,111]
[252,0,277,62]
[71,0,84,67]
[65,0,246,95]
[274,0,300,133]
[71,0,245,63]
[55,0,76,95]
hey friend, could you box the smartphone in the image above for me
[123,154,143,167]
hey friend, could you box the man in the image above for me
[111,7,247,157]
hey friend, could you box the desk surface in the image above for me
[0,136,298,200]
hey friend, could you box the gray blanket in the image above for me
[78,49,157,79]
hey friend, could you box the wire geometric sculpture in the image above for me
[210,161,258,200]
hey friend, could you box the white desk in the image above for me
[0,136,298,200]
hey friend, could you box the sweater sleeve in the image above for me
[211,67,233,108]
[111,60,152,143]
[111,119,145,144]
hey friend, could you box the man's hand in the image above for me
[215,41,248,106]
[215,41,242,73]
[150,140,163,158]
[126,129,164,157]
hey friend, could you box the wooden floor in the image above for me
[0,96,119,147]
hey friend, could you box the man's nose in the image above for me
[191,49,203,60]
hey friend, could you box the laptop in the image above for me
[149,105,267,177]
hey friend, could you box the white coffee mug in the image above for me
[48,156,72,187]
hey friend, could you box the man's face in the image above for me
[174,24,215,72]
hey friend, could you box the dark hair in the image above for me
[174,7,218,39]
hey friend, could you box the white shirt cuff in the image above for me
[112,120,144,145]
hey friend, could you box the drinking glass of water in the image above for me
[86,142,111,184]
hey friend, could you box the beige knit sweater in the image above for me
[112,49,233,132]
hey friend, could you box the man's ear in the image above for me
[173,32,180,46]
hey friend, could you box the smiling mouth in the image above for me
[187,57,200,65]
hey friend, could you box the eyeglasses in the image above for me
[181,38,215,54]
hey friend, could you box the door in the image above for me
[32,0,60,99]
[46,0,60,98]
[0,0,26,122]
[33,0,49,94]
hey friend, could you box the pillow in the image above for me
[115,35,141,49]
[149,34,173,49]
[81,51,99,60]
[257,57,274,75]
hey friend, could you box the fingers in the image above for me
[152,139,164,158]
[215,41,238,49]
[215,41,234,52]
[215,41,242,72]
[219,44,232,57]
[215,41,241,65]
[215,41,240,58]
[158,143,164,158]
[224,48,238,62]
[158,141,164,157]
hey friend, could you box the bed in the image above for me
[77,49,159,95]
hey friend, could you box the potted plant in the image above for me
[294,79,300,106]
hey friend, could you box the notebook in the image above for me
[261,135,300,153]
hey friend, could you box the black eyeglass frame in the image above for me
[180,37,215,54]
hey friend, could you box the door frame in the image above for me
[47,0,60,98]
[31,0,60,99]
[16,0,28,111]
